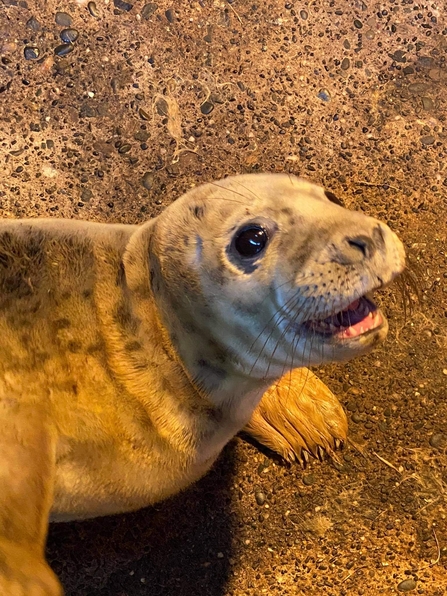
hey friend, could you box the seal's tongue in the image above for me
[309,297,383,338]
[335,299,383,338]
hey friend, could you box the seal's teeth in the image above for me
[317,445,325,461]
[342,326,356,338]
[302,450,309,465]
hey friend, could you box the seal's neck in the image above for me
[162,312,272,425]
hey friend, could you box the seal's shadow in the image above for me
[46,442,237,596]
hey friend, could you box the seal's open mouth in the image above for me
[305,296,383,339]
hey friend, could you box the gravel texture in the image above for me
[0,1,446,594]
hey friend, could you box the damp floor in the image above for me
[0,1,446,594]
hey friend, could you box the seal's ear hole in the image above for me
[324,190,345,207]
[234,225,269,258]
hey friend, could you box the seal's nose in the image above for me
[335,225,385,265]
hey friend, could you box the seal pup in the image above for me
[0,173,405,595]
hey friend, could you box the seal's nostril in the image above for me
[347,236,370,258]
[335,234,376,264]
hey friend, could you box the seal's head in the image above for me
[137,173,405,398]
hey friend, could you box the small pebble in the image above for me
[341,57,350,70]
[354,19,363,29]
[134,130,149,142]
[87,1,100,17]
[255,491,266,506]
[81,188,93,202]
[26,17,41,31]
[118,144,132,154]
[24,46,39,60]
[139,108,150,120]
[429,432,445,448]
[114,0,133,11]
[300,10,308,20]
[317,89,331,102]
[302,474,316,486]
[397,578,417,592]
[54,43,74,57]
[60,29,79,43]
[165,8,176,22]
[204,25,213,43]
[141,172,154,191]
[421,97,434,111]
[55,12,73,27]
[200,101,214,115]
[141,3,158,19]
[421,135,435,146]
[392,50,406,63]
[418,56,435,68]
[408,82,429,95]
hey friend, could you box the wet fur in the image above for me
[0,173,405,595]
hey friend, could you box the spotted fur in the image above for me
[0,174,405,595]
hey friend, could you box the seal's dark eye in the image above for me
[234,225,268,258]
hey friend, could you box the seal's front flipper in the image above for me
[244,368,348,465]
[0,400,62,595]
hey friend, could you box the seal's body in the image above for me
[0,174,405,595]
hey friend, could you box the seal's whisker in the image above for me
[263,295,309,379]
[231,181,264,203]
[207,182,255,204]
[283,321,302,405]
[301,295,326,369]
[263,313,292,379]
[272,291,321,371]
[247,279,298,355]
[252,287,319,380]
[395,266,420,321]
[276,293,324,380]
[249,291,301,377]
[248,273,322,331]
[248,285,304,362]
[204,195,247,206]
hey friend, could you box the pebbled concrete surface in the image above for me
[0,1,446,594]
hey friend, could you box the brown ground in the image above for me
[1,1,446,594]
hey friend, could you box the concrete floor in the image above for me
[0,0,446,594]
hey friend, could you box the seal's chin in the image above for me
[304,296,385,340]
